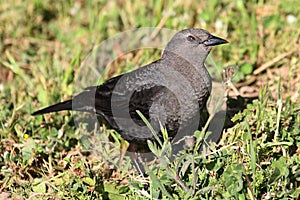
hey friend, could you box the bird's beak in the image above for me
[203,35,228,46]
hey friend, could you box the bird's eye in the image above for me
[187,35,196,42]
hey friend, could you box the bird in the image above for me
[32,28,228,175]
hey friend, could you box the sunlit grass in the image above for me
[0,0,299,199]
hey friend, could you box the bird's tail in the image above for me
[32,100,73,115]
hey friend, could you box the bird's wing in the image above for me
[72,74,123,115]
[73,70,178,123]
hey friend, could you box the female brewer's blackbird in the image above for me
[32,28,228,154]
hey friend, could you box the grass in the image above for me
[1,0,300,199]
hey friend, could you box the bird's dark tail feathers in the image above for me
[32,100,73,115]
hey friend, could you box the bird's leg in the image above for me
[127,144,150,190]
[130,153,146,178]
[128,143,146,178]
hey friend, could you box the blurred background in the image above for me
[0,0,299,199]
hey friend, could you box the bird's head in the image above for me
[163,28,228,65]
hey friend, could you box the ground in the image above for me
[0,0,299,199]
